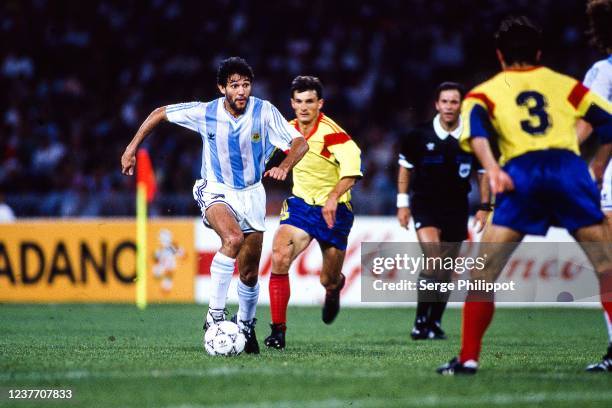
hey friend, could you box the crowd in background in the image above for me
[0,0,603,217]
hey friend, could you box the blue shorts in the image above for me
[279,196,354,250]
[492,149,604,236]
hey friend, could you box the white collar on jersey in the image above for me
[433,113,463,140]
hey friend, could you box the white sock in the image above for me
[209,252,235,310]
[237,280,260,323]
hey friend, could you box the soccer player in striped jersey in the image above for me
[582,0,612,372]
[121,57,308,354]
[437,16,612,375]
[580,0,612,216]
[264,76,362,349]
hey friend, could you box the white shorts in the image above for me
[602,160,612,212]
[192,179,266,233]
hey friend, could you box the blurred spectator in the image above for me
[0,192,15,222]
[0,0,598,217]
[31,134,66,173]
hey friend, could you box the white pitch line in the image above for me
[0,366,383,382]
[164,391,612,408]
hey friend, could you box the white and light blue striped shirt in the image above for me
[166,96,301,189]
[584,55,612,102]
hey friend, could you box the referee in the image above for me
[396,82,491,340]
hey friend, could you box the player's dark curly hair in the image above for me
[216,57,254,86]
[587,0,612,52]
[435,82,465,101]
[495,16,542,65]
[290,76,323,99]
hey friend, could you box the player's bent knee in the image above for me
[222,232,245,255]
[320,272,341,289]
[271,246,293,271]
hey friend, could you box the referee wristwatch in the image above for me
[477,202,493,211]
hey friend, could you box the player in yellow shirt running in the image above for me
[265,76,363,349]
[437,16,612,375]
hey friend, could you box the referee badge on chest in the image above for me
[458,162,471,178]
[251,133,261,143]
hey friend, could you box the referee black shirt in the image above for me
[398,114,475,202]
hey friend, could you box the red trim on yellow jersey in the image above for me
[567,82,589,109]
[319,132,350,159]
[294,113,323,140]
[465,92,496,118]
[324,132,351,146]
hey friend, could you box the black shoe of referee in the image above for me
[428,321,447,340]
[410,317,430,340]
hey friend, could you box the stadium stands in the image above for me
[0,0,599,216]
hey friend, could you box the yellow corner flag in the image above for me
[136,148,157,310]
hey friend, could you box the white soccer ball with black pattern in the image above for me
[204,321,246,356]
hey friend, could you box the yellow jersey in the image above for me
[460,66,612,164]
[289,113,362,206]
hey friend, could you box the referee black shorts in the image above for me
[410,195,469,242]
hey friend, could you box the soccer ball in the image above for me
[204,321,246,356]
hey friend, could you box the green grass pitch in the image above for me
[1,304,611,407]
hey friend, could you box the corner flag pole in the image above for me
[136,179,147,310]
[136,149,157,310]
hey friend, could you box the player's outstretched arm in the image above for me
[396,165,412,229]
[470,138,514,195]
[264,137,308,180]
[121,106,168,176]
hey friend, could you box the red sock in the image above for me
[599,270,612,324]
[269,274,290,326]
[459,290,495,363]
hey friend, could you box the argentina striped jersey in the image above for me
[584,56,612,102]
[166,96,301,189]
